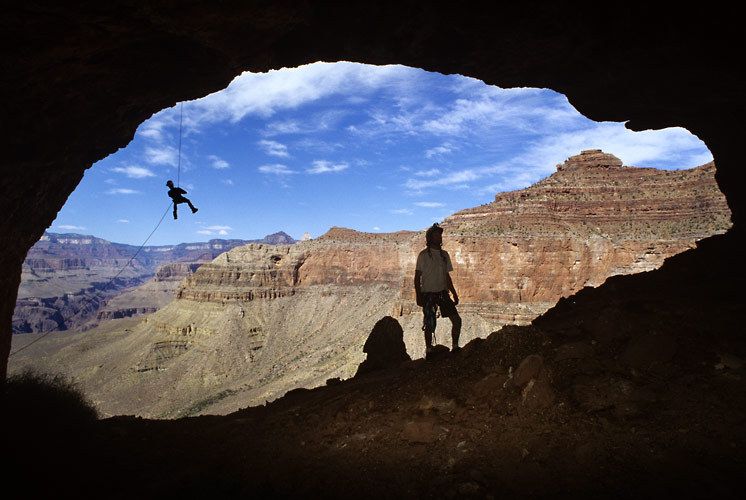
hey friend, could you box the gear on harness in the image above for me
[421,292,442,343]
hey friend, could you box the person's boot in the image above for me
[173,212,178,220]
[191,207,198,214]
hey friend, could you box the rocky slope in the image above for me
[6,230,744,499]
[8,151,731,418]
[13,232,295,333]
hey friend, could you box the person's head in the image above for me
[425,223,444,247]
[166,180,174,188]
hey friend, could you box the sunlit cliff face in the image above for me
[1,3,742,378]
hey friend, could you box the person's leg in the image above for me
[184,197,198,213]
[424,325,433,349]
[422,293,437,351]
[172,202,178,219]
[438,292,461,350]
[450,312,462,350]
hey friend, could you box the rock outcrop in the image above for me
[13,233,295,333]
[9,152,731,418]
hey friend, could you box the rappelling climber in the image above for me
[166,180,198,219]
[414,223,462,356]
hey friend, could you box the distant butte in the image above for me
[13,152,730,418]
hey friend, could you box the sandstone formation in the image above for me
[9,152,730,417]
[13,232,294,333]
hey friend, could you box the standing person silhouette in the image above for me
[414,223,462,356]
[166,180,198,220]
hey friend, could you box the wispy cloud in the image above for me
[144,146,178,167]
[258,140,290,158]
[111,165,155,178]
[258,164,297,175]
[57,224,86,231]
[425,143,455,159]
[306,160,348,174]
[414,168,441,178]
[390,208,413,215]
[174,62,413,128]
[138,128,164,142]
[197,224,233,236]
[512,122,714,172]
[222,179,234,186]
[405,165,503,191]
[414,202,445,208]
[207,155,230,169]
[106,188,140,195]
[117,219,130,224]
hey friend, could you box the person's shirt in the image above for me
[167,187,187,200]
[416,247,453,293]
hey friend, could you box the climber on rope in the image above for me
[414,223,462,357]
[166,180,198,219]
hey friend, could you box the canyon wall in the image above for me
[13,232,294,333]
[9,151,731,417]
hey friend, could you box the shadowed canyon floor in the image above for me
[5,231,744,498]
[9,151,731,418]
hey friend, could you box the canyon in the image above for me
[13,231,295,333]
[3,5,743,496]
[9,150,731,418]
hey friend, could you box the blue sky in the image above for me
[50,62,713,245]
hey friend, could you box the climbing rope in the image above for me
[11,102,188,357]
[9,203,173,358]
[177,102,183,187]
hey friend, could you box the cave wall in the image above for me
[1,2,742,378]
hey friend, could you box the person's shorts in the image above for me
[422,291,458,318]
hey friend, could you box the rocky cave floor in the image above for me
[5,233,745,498]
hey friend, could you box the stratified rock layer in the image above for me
[13,233,294,333]
[9,152,730,418]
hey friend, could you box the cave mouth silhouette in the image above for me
[6,59,729,418]
[2,4,743,496]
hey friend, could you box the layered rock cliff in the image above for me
[13,233,295,333]
[9,151,731,417]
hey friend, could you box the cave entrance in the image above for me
[8,62,728,418]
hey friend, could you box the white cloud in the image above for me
[197,225,233,236]
[207,155,230,169]
[259,164,296,175]
[176,62,413,127]
[513,123,714,172]
[117,219,130,224]
[258,140,290,158]
[144,146,178,167]
[390,208,413,215]
[425,143,455,158]
[306,160,348,174]
[414,168,441,178]
[414,202,445,208]
[405,165,503,191]
[138,128,163,141]
[264,120,302,135]
[106,188,140,195]
[112,165,155,178]
[57,225,86,231]
[373,226,381,231]
[222,179,234,186]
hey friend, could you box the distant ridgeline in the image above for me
[13,231,296,333]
